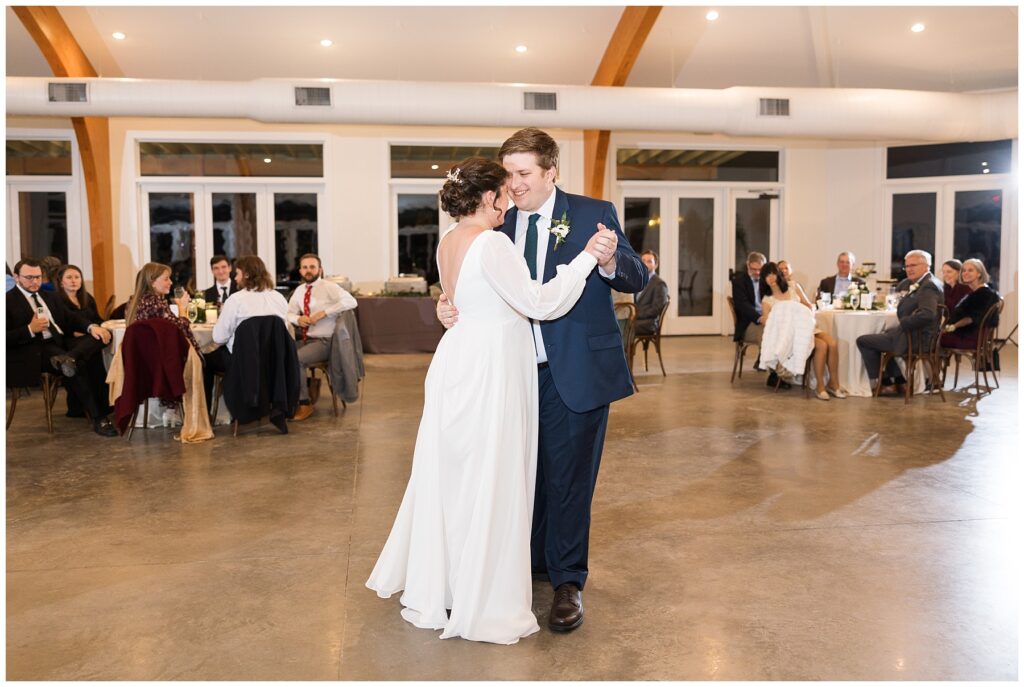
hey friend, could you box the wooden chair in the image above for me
[614,301,638,392]
[875,306,947,404]
[102,293,117,320]
[941,299,1003,395]
[678,269,699,312]
[633,298,670,377]
[209,371,240,436]
[307,360,346,416]
[6,373,62,433]
[726,296,759,383]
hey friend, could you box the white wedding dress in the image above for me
[366,229,597,645]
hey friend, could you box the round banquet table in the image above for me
[100,320,230,426]
[813,308,923,397]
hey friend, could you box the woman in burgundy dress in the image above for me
[126,262,202,354]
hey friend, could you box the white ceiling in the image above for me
[5,5,1018,93]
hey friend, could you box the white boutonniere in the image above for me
[550,212,571,250]
[909,283,920,293]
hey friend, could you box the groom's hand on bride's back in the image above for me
[437,293,459,329]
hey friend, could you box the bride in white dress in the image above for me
[366,158,606,644]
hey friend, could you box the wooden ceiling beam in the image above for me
[584,6,662,200]
[13,6,116,306]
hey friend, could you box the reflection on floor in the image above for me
[5,336,1018,680]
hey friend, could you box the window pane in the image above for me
[678,198,714,317]
[140,142,323,177]
[274,193,318,288]
[890,192,936,281]
[887,140,1012,179]
[148,192,196,291]
[623,198,660,255]
[734,198,771,275]
[18,192,68,262]
[954,190,1002,286]
[7,140,73,176]
[617,148,778,182]
[397,194,439,285]
[212,193,259,262]
[390,145,501,179]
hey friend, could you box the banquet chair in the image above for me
[726,296,759,383]
[941,299,1003,395]
[307,360,346,416]
[633,298,670,377]
[678,269,698,311]
[613,301,638,392]
[102,293,117,320]
[114,319,189,439]
[770,355,813,398]
[875,306,947,405]
[221,316,301,435]
[6,373,63,433]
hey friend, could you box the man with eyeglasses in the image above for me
[6,258,118,436]
[856,250,943,396]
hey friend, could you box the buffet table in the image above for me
[354,297,445,354]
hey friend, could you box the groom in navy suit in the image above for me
[439,128,648,631]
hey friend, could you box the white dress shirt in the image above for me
[287,277,358,340]
[17,285,63,338]
[834,274,852,294]
[213,288,289,353]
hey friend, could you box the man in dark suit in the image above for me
[857,249,942,395]
[437,128,648,632]
[202,254,238,305]
[731,251,766,345]
[817,251,865,298]
[635,250,669,336]
[6,258,118,436]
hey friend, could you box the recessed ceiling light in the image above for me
[911,23,925,33]
[982,161,989,166]
[112,32,126,40]
[515,45,528,54]
[431,164,439,170]
[706,10,719,21]
[263,158,272,164]
[320,39,333,47]
[983,168,991,174]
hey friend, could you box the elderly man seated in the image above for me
[817,251,865,299]
[856,249,942,395]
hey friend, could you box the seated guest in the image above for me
[126,262,201,354]
[55,264,109,418]
[941,258,1001,351]
[202,254,238,306]
[757,262,816,388]
[205,255,289,410]
[286,253,357,421]
[6,258,117,436]
[732,251,785,386]
[856,250,942,395]
[6,263,15,292]
[39,255,62,292]
[634,250,669,336]
[778,259,847,399]
[817,251,865,299]
[940,259,972,313]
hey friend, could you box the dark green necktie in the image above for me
[524,213,540,280]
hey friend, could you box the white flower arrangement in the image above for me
[550,211,571,250]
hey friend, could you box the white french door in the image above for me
[6,178,86,273]
[619,185,779,335]
[139,183,323,291]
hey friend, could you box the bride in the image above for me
[366,157,607,644]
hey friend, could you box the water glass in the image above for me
[173,286,185,300]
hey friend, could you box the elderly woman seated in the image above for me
[760,262,847,400]
[941,258,1001,351]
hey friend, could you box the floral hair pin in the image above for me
[446,168,461,184]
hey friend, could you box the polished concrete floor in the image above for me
[5,336,1019,680]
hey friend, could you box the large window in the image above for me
[274,193,319,288]
[890,193,937,281]
[617,148,779,182]
[390,145,500,179]
[140,142,323,177]
[6,140,72,176]
[887,140,1012,179]
[17,192,68,263]
[953,190,1002,285]
[148,192,196,290]
[396,194,440,285]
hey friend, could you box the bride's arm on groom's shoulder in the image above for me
[480,232,599,321]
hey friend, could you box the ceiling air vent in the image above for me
[524,91,557,111]
[295,86,332,107]
[48,82,88,103]
[758,98,790,117]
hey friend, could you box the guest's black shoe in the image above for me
[549,583,583,632]
[93,416,118,437]
[766,372,792,390]
[50,354,77,378]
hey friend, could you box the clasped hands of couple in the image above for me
[28,312,111,345]
[438,222,619,326]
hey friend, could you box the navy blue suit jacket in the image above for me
[498,188,648,413]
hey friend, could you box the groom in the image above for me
[439,127,648,631]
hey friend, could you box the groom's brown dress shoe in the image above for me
[548,583,583,632]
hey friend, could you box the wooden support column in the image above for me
[14,6,115,306]
[583,6,661,200]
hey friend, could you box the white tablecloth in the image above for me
[100,320,229,426]
[813,309,923,397]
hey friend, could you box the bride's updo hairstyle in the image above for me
[439,157,510,219]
